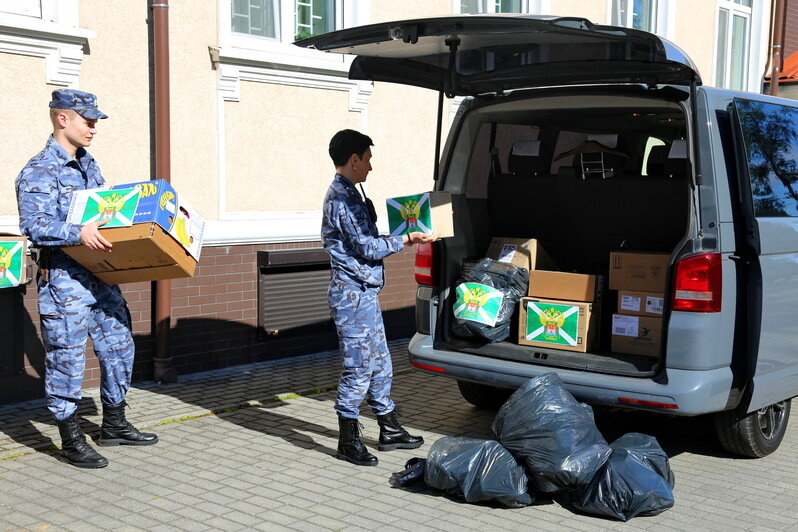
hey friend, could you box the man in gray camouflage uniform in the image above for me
[322,129,436,466]
[15,89,157,469]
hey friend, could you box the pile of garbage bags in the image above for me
[452,258,528,343]
[393,373,676,521]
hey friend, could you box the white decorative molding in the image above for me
[0,215,20,235]
[203,211,322,246]
[0,13,94,87]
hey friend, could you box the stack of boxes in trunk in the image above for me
[476,238,671,358]
[484,237,602,353]
[609,251,669,357]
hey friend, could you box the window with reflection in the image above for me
[735,99,798,217]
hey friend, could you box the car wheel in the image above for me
[456,380,513,410]
[714,399,791,458]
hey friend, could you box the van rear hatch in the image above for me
[294,15,701,96]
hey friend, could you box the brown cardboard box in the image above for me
[0,233,28,289]
[611,314,663,357]
[518,297,598,353]
[486,237,557,271]
[617,290,665,317]
[63,223,196,285]
[609,251,670,291]
[529,270,601,302]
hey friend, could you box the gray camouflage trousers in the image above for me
[38,256,134,421]
[329,279,395,419]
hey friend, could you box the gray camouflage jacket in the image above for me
[322,174,403,288]
[15,135,105,248]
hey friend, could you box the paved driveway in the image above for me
[1,342,796,531]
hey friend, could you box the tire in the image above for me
[714,399,791,458]
[456,380,513,410]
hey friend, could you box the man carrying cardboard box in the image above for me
[15,89,157,469]
[323,129,437,466]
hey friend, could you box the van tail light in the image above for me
[415,242,434,285]
[672,253,722,312]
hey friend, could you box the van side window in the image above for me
[735,99,798,217]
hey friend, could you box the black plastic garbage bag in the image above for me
[565,433,675,521]
[424,437,533,508]
[452,258,528,343]
[493,373,611,493]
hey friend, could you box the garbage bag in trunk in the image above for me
[452,258,528,342]
[424,437,533,508]
[565,433,675,521]
[493,373,611,493]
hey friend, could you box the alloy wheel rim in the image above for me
[757,401,787,440]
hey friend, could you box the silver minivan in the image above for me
[297,15,798,457]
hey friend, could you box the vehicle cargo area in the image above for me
[437,89,693,377]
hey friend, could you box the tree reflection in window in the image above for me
[735,99,798,217]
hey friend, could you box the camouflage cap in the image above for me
[49,89,108,119]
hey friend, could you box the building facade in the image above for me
[0,0,776,402]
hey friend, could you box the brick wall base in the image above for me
[0,241,418,404]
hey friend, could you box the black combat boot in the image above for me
[57,414,108,469]
[337,415,378,466]
[376,410,424,451]
[97,401,158,446]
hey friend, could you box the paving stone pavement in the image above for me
[1,340,797,531]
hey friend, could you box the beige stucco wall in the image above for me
[224,82,359,212]
[547,0,606,21]
[0,54,52,222]
[164,0,219,219]
[671,2,717,86]
[371,0,452,23]
[79,0,151,188]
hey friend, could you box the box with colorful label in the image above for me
[453,282,504,326]
[486,237,557,272]
[609,251,670,292]
[611,314,663,357]
[0,234,28,289]
[66,188,140,228]
[386,191,454,238]
[111,179,205,260]
[62,223,196,285]
[518,297,598,353]
[111,179,176,233]
[617,290,665,317]
[529,270,602,302]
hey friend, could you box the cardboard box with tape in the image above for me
[0,233,28,289]
[518,297,599,353]
[386,191,454,238]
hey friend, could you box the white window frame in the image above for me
[0,0,93,88]
[713,0,753,91]
[456,0,531,14]
[606,0,673,39]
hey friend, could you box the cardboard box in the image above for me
[529,270,601,302]
[62,223,196,285]
[112,179,205,260]
[617,290,665,317]
[0,233,28,289]
[66,188,140,228]
[518,297,598,353]
[453,282,504,326]
[611,314,663,357]
[609,251,670,292]
[486,237,558,272]
[386,191,454,238]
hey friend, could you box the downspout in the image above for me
[769,0,786,96]
[150,0,176,383]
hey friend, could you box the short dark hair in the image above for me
[329,129,373,167]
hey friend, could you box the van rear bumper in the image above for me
[408,333,734,416]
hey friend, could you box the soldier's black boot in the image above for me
[336,415,378,466]
[98,401,158,446]
[377,410,424,451]
[57,414,108,469]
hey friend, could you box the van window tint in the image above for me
[735,99,798,217]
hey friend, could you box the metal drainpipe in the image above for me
[770,0,786,96]
[151,0,176,383]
